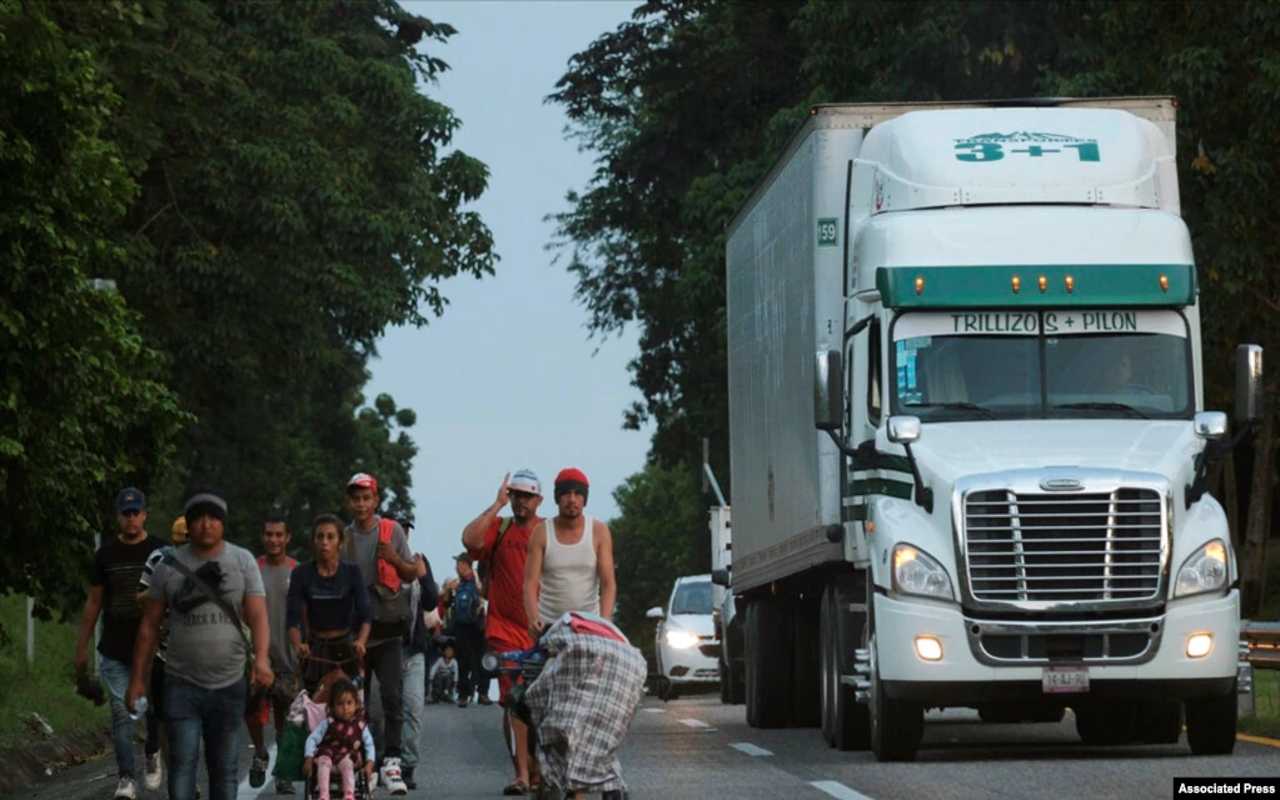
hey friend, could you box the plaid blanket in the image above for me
[524,613,647,794]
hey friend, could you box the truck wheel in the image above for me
[868,635,922,761]
[820,579,869,750]
[1185,686,1237,755]
[745,596,789,728]
[1074,703,1137,745]
[1137,699,1182,744]
[790,595,821,727]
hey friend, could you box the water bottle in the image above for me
[129,695,148,721]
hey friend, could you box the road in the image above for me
[12,693,1280,800]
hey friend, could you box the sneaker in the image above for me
[275,778,295,795]
[401,766,416,791]
[144,752,164,791]
[380,757,408,796]
[114,777,138,800]
[250,751,269,788]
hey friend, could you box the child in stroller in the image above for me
[303,678,375,800]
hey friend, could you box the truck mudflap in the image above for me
[882,676,1235,705]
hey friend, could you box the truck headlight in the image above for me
[892,544,954,601]
[665,629,699,650]
[1174,539,1229,598]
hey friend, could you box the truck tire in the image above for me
[1185,685,1237,755]
[745,597,789,728]
[1074,703,1137,745]
[719,653,744,705]
[820,579,869,750]
[719,657,732,704]
[868,634,922,761]
[791,595,821,727]
[1137,699,1182,744]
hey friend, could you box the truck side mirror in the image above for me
[1193,411,1228,440]
[814,350,843,431]
[711,568,730,587]
[887,415,922,444]
[1235,344,1264,425]
[646,606,665,620]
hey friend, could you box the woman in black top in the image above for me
[288,513,372,691]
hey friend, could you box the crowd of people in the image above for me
[74,465,619,800]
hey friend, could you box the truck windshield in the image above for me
[891,309,1192,421]
[671,581,714,615]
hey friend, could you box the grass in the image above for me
[1240,667,1280,739]
[0,594,108,749]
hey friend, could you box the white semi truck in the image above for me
[725,97,1265,761]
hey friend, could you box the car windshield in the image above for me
[892,309,1192,421]
[671,581,713,615]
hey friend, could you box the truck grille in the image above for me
[964,489,1164,602]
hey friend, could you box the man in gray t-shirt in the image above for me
[246,516,298,793]
[127,491,271,800]
[342,472,418,796]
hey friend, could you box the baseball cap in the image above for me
[509,468,542,496]
[170,515,188,541]
[554,467,589,487]
[347,472,379,495]
[454,551,473,564]
[115,487,146,514]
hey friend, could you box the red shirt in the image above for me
[469,516,538,651]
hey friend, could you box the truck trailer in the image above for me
[725,97,1264,761]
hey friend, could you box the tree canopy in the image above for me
[1,0,495,625]
[554,0,1280,615]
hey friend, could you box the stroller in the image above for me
[486,612,646,799]
[276,673,374,800]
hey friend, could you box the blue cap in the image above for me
[115,487,146,514]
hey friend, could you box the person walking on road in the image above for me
[398,544,437,791]
[287,514,371,692]
[246,515,299,793]
[342,472,417,796]
[461,469,544,796]
[126,490,274,800]
[74,487,165,800]
[444,554,485,707]
[524,468,618,636]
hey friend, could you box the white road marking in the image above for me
[811,780,876,800]
[678,718,711,729]
[236,743,277,800]
[729,742,773,757]
[643,708,666,713]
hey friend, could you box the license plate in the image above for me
[1042,666,1090,694]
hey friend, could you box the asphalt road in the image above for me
[13,693,1280,800]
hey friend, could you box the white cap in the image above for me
[509,468,542,496]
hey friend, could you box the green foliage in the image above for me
[609,461,709,648]
[0,0,186,622]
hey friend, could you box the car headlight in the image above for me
[1174,538,1229,598]
[892,543,954,601]
[665,629,699,650]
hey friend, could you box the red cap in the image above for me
[554,467,589,487]
[347,472,379,494]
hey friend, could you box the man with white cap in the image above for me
[461,469,545,796]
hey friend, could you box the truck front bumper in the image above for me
[873,589,1239,704]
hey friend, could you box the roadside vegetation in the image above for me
[0,595,106,749]
[1240,669,1280,740]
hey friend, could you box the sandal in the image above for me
[502,781,529,796]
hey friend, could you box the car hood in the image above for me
[667,613,715,637]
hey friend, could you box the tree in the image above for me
[0,0,186,627]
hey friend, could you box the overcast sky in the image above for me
[365,1,647,576]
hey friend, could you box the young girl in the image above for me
[303,679,375,800]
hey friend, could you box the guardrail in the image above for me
[1242,621,1280,670]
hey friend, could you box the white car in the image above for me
[647,575,719,699]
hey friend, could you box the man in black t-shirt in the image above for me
[75,487,163,800]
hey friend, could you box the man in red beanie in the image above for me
[523,467,617,640]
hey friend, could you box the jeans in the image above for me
[165,674,247,800]
[364,639,403,759]
[99,656,138,779]
[400,650,425,769]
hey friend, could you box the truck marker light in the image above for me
[1038,275,1048,293]
[1011,276,1021,293]
[1186,632,1213,659]
[914,276,925,295]
[1065,275,1075,293]
[865,521,876,534]
[1160,274,1170,292]
[915,636,943,661]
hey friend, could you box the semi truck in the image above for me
[725,97,1265,761]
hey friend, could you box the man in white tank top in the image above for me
[523,468,617,639]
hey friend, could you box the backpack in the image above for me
[452,579,480,626]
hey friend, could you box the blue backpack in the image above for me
[453,579,480,626]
